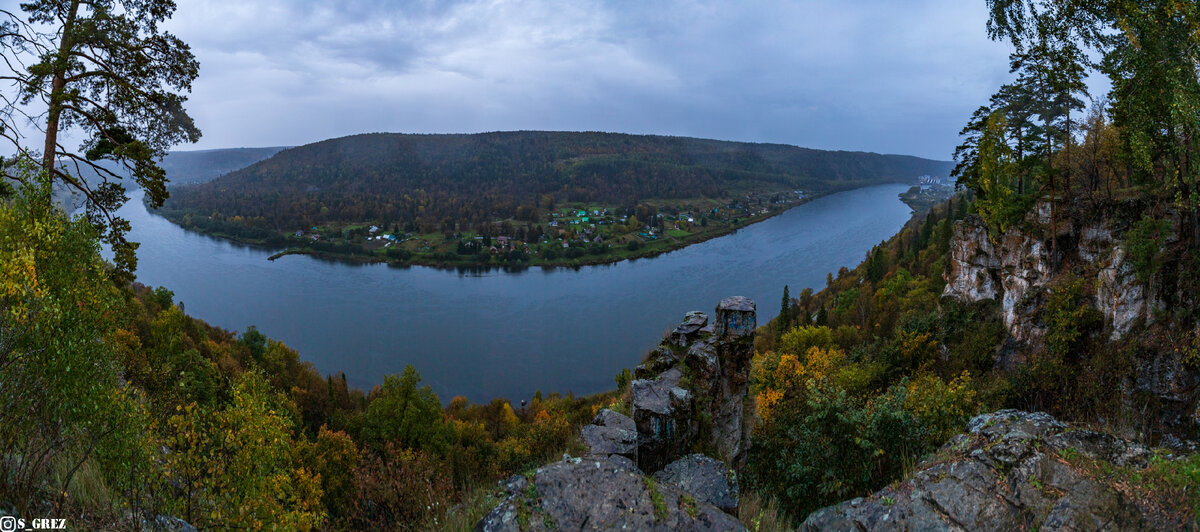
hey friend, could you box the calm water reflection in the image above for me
[120,184,913,402]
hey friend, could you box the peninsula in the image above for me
[156,131,953,267]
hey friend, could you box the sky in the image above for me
[8,0,1111,161]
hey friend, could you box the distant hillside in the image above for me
[159,146,289,186]
[52,146,286,210]
[163,131,953,231]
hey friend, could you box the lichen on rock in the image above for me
[801,410,1186,531]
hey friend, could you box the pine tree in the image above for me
[778,285,792,334]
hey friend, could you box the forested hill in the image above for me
[162,131,953,231]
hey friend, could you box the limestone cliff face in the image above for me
[942,207,1200,437]
[942,206,1159,347]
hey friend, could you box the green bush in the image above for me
[747,380,926,521]
[0,174,143,516]
[1126,215,1173,284]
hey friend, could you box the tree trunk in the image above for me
[1016,126,1025,195]
[41,0,81,179]
[1065,106,1072,196]
[1045,110,1056,255]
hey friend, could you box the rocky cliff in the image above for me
[476,297,756,531]
[802,410,1192,531]
[942,204,1160,349]
[942,207,1200,438]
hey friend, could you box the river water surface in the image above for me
[120,183,913,402]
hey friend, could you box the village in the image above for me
[282,189,811,265]
[898,174,956,212]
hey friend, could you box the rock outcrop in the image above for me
[652,454,739,514]
[631,367,694,471]
[942,209,1163,346]
[478,297,755,530]
[942,212,1054,350]
[475,454,745,532]
[628,297,756,471]
[801,410,1188,531]
[579,409,637,459]
[942,211,1200,438]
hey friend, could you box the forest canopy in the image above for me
[163,131,953,234]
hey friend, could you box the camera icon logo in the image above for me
[0,515,19,532]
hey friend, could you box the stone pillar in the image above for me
[715,296,756,338]
[629,297,756,473]
[712,296,755,469]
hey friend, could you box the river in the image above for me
[118,183,913,403]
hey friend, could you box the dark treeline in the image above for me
[162,131,953,234]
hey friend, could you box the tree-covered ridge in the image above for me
[162,131,953,234]
[955,1,1200,241]
[155,146,290,186]
[743,193,1200,526]
[0,172,613,530]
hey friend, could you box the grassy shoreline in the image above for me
[158,183,907,270]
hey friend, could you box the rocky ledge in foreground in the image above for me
[474,454,744,531]
[802,410,1191,531]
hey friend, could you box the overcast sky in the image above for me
[15,1,1113,161]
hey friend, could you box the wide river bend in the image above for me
[119,183,913,402]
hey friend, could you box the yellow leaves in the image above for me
[500,401,521,431]
[897,330,939,366]
[775,353,802,384]
[756,388,784,422]
[154,373,323,530]
[754,346,849,423]
[903,371,977,446]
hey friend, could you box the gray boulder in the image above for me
[670,311,709,345]
[150,515,198,532]
[636,345,681,379]
[581,409,637,458]
[715,296,756,338]
[632,367,696,472]
[475,454,745,532]
[653,454,739,514]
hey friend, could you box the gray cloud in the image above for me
[149,0,1027,160]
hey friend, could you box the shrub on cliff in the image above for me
[0,172,146,519]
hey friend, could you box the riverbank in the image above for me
[121,183,916,403]
[266,201,797,269]
[159,188,865,270]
